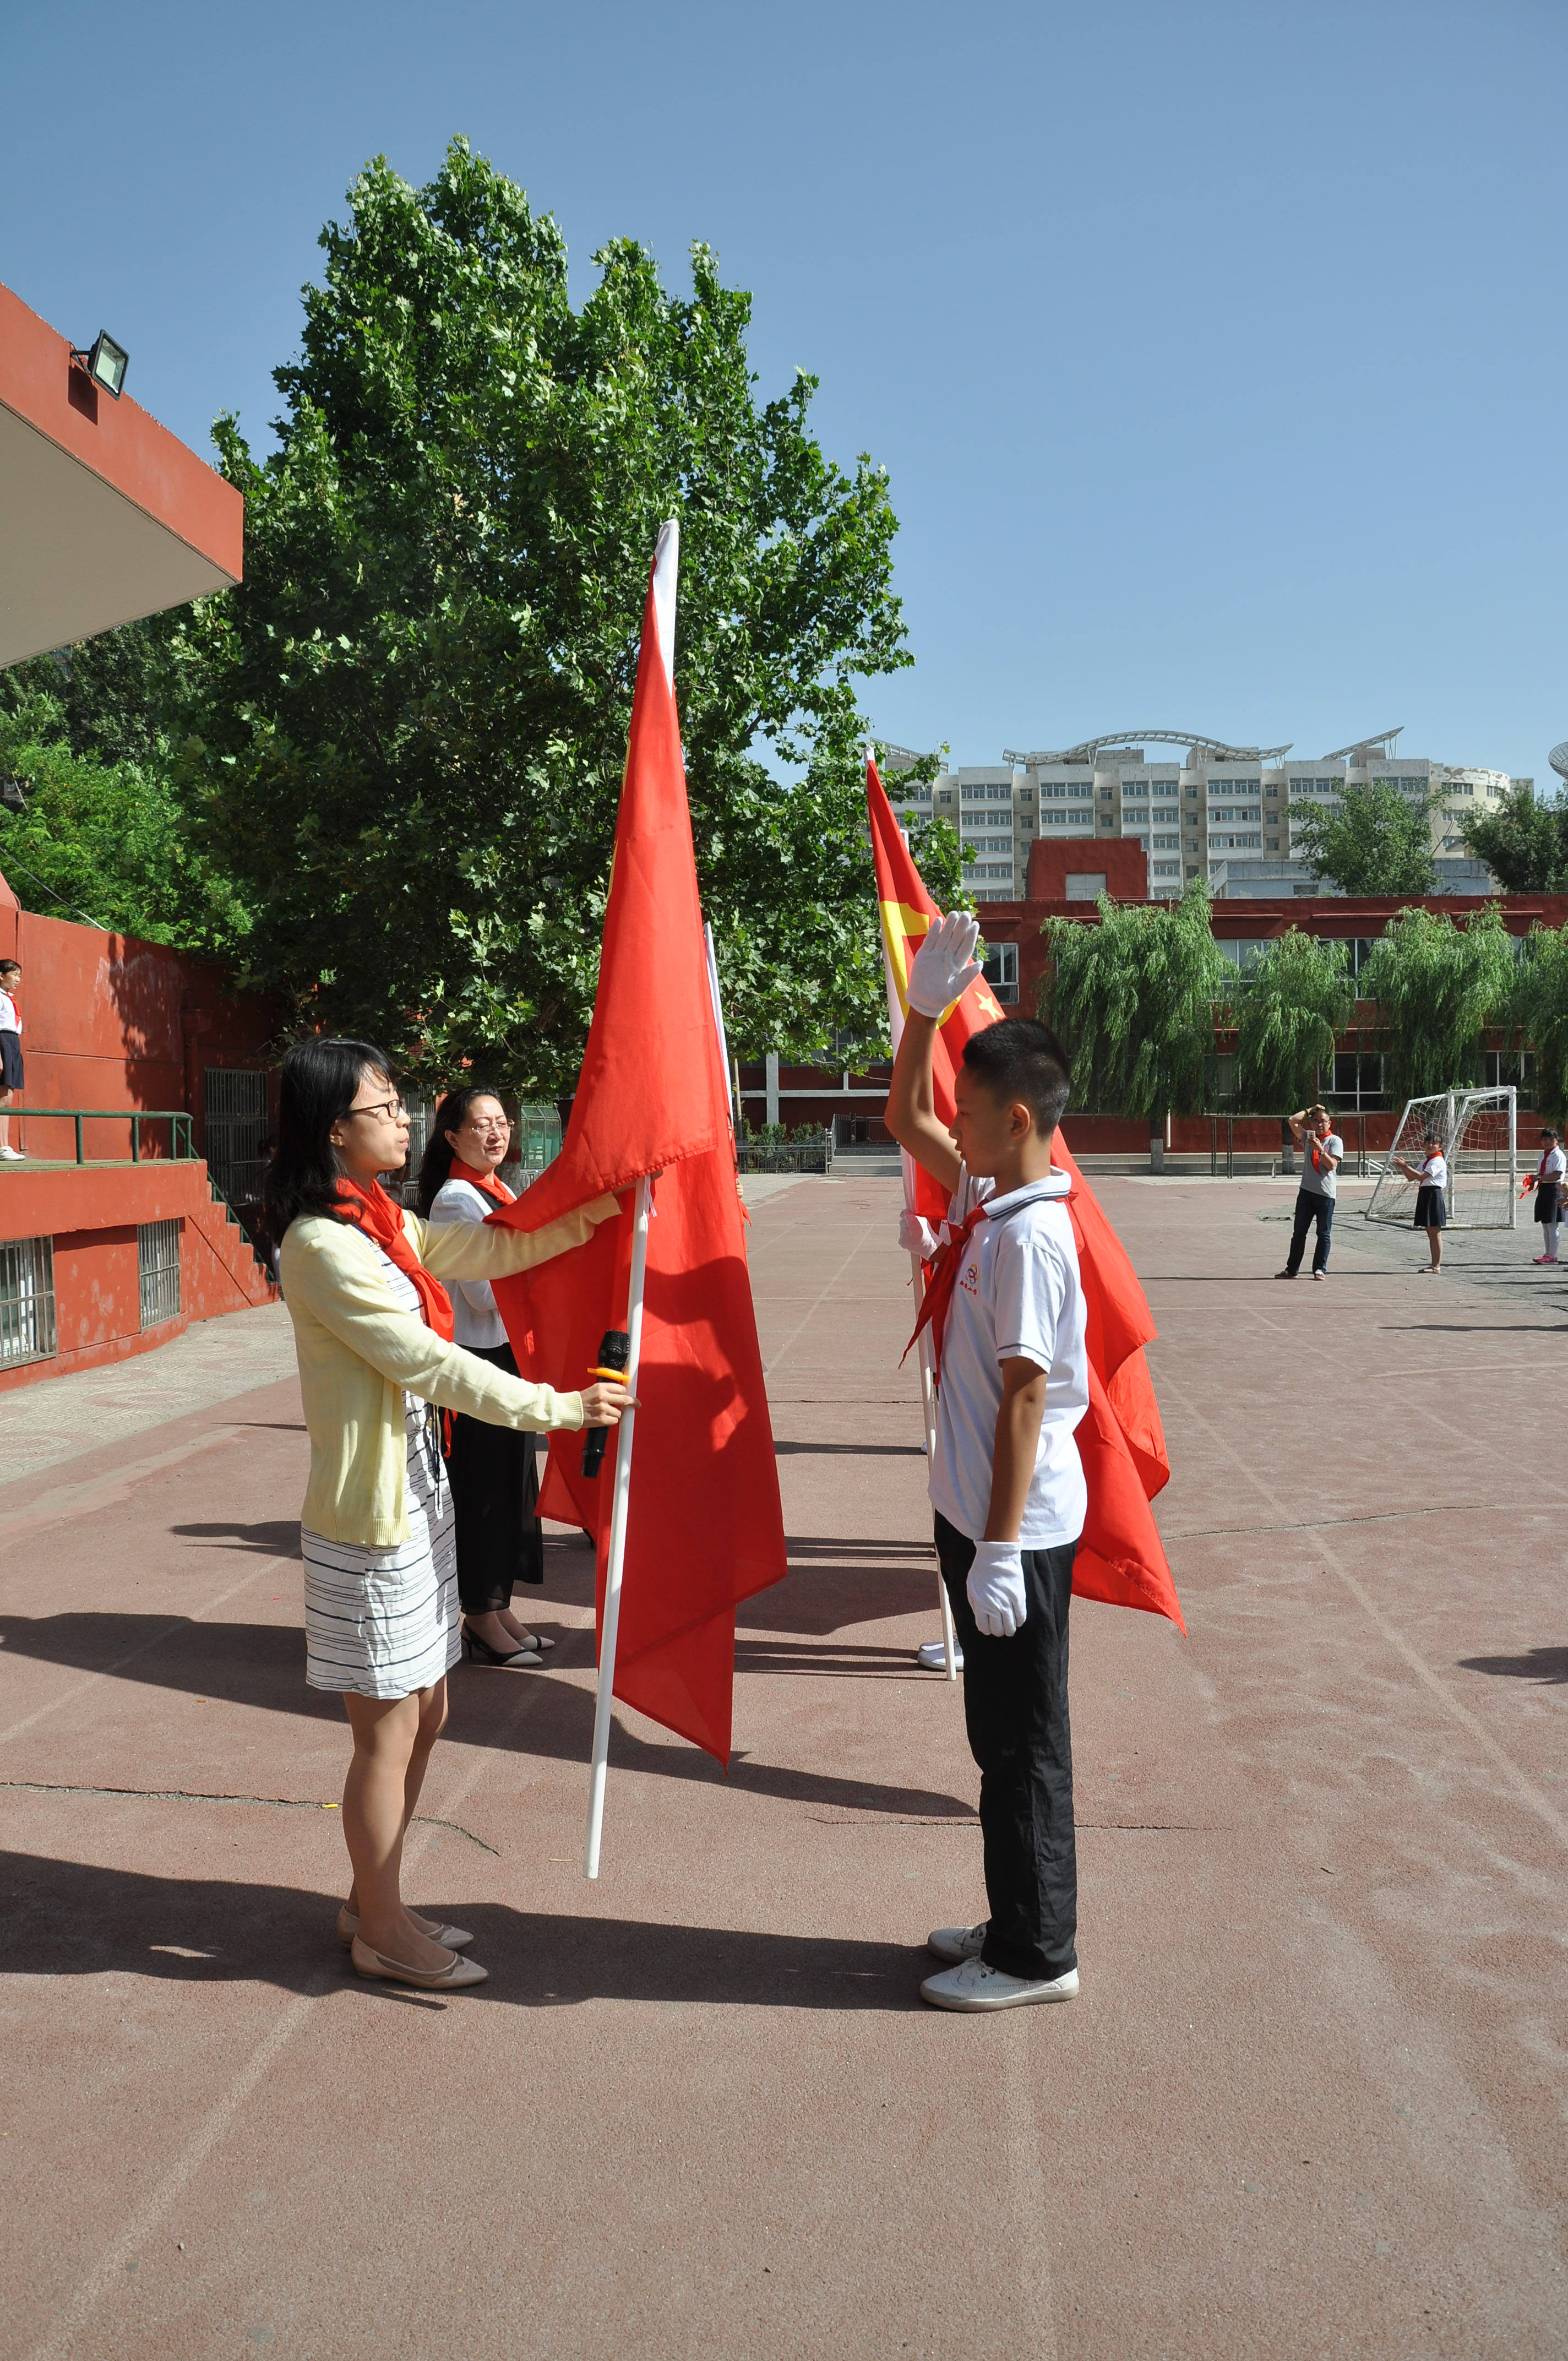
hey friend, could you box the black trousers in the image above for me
[934,1511,1078,1981]
[445,1343,544,1614]
[1285,1188,1334,1275]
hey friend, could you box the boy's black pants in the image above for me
[1284,1188,1334,1274]
[934,1512,1079,1981]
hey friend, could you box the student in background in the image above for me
[1394,1129,1448,1273]
[1528,1127,1565,1266]
[0,958,23,1159]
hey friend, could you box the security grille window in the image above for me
[138,1220,181,1331]
[1210,831,1262,850]
[982,943,1020,1005]
[1152,833,1182,850]
[0,1235,56,1369]
[204,1068,269,1206]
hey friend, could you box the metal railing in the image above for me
[0,1109,195,1165]
[736,1136,835,1176]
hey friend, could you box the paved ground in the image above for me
[2,1172,1566,2359]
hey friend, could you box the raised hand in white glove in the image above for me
[897,1208,940,1258]
[906,910,982,1020]
[967,1540,1028,1638]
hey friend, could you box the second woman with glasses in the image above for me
[417,1087,553,1667]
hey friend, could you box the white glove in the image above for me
[906,910,982,1019]
[967,1541,1027,1638]
[898,1209,940,1258]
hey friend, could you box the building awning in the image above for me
[0,281,242,667]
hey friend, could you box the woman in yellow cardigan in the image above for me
[265,1038,629,1993]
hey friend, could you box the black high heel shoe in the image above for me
[462,1624,543,1669]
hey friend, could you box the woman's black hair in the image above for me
[260,1037,395,1245]
[414,1084,507,1217]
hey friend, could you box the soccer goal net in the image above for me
[1364,1087,1518,1229]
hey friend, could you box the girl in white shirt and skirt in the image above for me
[1395,1131,1448,1272]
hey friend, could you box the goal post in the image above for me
[1364,1087,1517,1228]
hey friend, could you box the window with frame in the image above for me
[982,942,1020,1004]
[138,1219,182,1331]
[0,1235,56,1369]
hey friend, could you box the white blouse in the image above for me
[427,1176,509,1351]
[0,991,20,1036]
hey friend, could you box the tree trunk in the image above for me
[1150,1109,1166,1172]
[1280,1116,1295,1174]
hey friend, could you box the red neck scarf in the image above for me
[335,1178,455,1343]
[449,1157,515,1207]
[902,1203,988,1380]
[902,1182,1076,1380]
[1540,1146,1556,1179]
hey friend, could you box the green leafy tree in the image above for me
[0,690,250,951]
[1294,779,1439,895]
[1457,779,1568,892]
[183,138,912,1094]
[1231,930,1354,1111]
[1039,882,1225,1165]
[0,614,185,771]
[1358,904,1518,1107]
[1510,922,1568,1123]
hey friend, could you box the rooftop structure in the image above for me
[880,730,1526,900]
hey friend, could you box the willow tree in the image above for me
[1510,922,1568,1122]
[1358,904,1518,1107]
[1232,930,1354,1112]
[1040,883,1224,1168]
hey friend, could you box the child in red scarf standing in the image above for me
[886,913,1091,2013]
[416,1086,553,1667]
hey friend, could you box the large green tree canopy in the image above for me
[185,137,918,1093]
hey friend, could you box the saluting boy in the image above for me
[886,911,1090,2012]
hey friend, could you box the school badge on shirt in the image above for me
[960,1258,979,1296]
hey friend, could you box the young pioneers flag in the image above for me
[488,524,788,1761]
[867,754,1183,1631]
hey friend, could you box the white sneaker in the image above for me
[927,1920,988,1964]
[0,1146,23,1159]
[920,1954,1080,2012]
[916,1638,964,1672]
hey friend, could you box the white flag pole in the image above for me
[584,1168,653,1879]
[703,921,736,1134]
[870,746,958,1682]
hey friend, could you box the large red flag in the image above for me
[488,525,787,1761]
[868,755,1183,1632]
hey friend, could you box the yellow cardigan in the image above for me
[280,1195,618,1548]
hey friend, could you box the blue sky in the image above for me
[4,0,1565,781]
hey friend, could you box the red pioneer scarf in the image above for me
[335,1178,455,1342]
[449,1157,515,1207]
[902,1203,988,1380]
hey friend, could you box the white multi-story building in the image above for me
[881,730,1524,900]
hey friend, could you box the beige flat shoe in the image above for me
[350,1934,488,1990]
[337,1904,472,1950]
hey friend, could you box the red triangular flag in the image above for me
[488,524,787,1760]
[866,755,1183,1633]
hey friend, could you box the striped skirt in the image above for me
[302,1399,460,1699]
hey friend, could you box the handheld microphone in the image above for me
[581,1328,631,1479]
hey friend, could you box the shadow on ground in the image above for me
[0,1579,973,1824]
[0,1855,927,2010]
[1458,1645,1568,1685]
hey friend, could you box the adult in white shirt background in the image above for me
[0,956,24,1158]
[415,1087,555,1668]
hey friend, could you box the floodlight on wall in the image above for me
[69,331,129,399]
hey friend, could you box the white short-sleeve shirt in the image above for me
[0,991,20,1036]
[1419,1151,1449,1192]
[427,1176,507,1350]
[1542,1145,1565,1182]
[927,1166,1089,1550]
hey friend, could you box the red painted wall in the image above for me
[0,896,279,1163]
[1027,837,1148,901]
[0,1161,277,1393]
